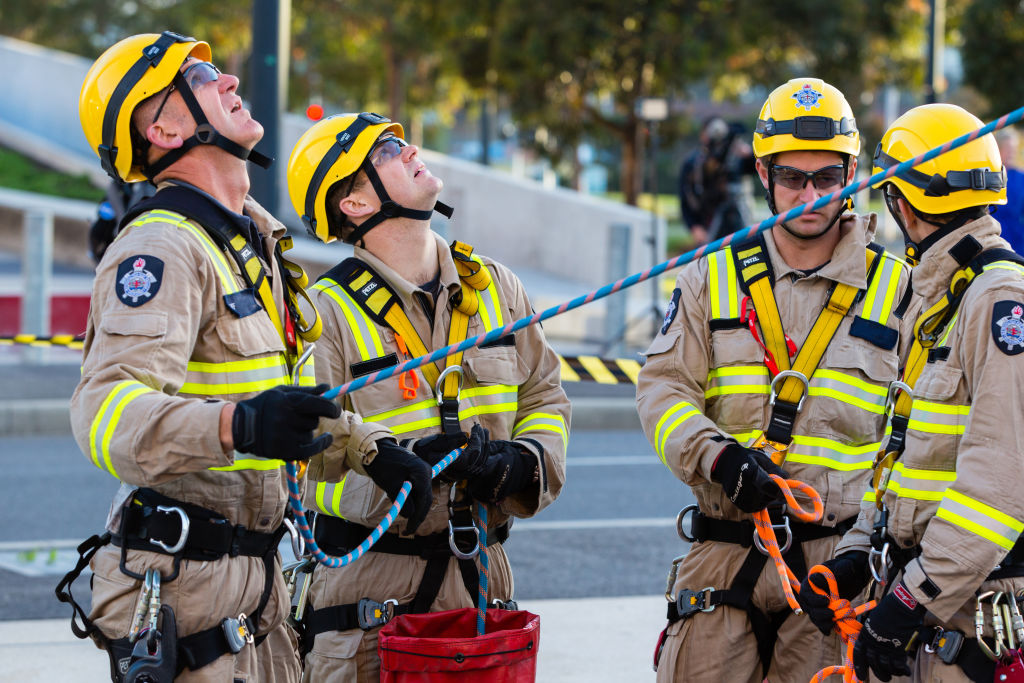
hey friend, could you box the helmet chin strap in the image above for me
[344,158,454,246]
[886,191,988,266]
[143,71,273,180]
[765,156,850,242]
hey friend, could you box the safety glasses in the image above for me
[368,135,408,167]
[771,164,846,191]
[151,61,222,124]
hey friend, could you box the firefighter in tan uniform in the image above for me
[284,113,570,682]
[807,105,1024,683]
[62,32,342,682]
[637,78,911,683]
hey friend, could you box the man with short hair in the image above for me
[285,112,570,681]
[811,103,1024,683]
[638,78,910,682]
[65,31,342,681]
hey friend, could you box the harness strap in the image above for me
[56,532,113,641]
[733,237,789,374]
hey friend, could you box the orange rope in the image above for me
[805,567,876,683]
[751,474,824,612]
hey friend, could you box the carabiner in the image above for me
[282,517,306,560]
[152,506,189,554]
[753,515,792,556]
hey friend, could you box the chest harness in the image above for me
[660,235,900,676]
[299,241,519,652]
[57,186,322,681]
[865,234,1024,682]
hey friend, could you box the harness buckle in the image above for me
[676,505,700,543]
[753,514,792,556]
[675,587,716,618]
[152,506,190,554]
[221,613,254,654]
[769,370,808,412]
[750,432,791,467]
[970,168,988,190]
[357,597,398,630]
[922,626,964,665]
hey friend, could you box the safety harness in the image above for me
[56,185,321,679]
[866,235,1024,682]
[660,235,897,676]
[300,241,517,646]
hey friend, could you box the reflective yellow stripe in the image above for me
[907,399,969,435]
[474,257,504,329]
[314,478,346,517]
[808,369,888,414]
[705,365,770,398]
[211,457,286,472]
[779,435,881,472]
[862,254,905,323]
[654,402,701,465]
[314,280,385,360]
[708,248,739,319]
[182,356,291,396]
[89,380,154,479]
[513,412,569,451]
[937,489,1024,550]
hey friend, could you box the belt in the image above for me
[684,508,856,548]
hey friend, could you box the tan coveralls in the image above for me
[835,216,1024,682]
[637,214,910,683]
[70,193,344,682]
[301,233,570,682]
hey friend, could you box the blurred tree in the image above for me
[959,0,1024,120]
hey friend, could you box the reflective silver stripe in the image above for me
[888,462,956,501]
[313,478,346,517]
[89,380,154,479]
[808,369,888,414]
[907,399,968,435]
[705,366,769,398]
[513,412,569,451]
[313,279,384,361]
[473,258,504,329]
[181,356,291,396]
[364,385,519,436]
[936,489,1024,550]
[773,434,880,472]
[707,247,740,320]
[861,254,903,323]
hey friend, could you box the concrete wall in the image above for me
[0,35,666,351]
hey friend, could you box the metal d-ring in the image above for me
[676,504,700,543]
[885,380,912,416]
[152,505,190,554]
[769,370,808,412]
[435,365,464,404]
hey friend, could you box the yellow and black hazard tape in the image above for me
[559,355,641,384]
[0,335,642,384]
[0,334,84,349]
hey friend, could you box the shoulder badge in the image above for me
[661,288,681,335]
[792,84,823,111]
[116,255,163,307]
[992,300,1024,355]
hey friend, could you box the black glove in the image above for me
[465,426,538,503]
[364,438,433,534]
[403,431,470,480]
[231,383,340,462]
[710,443,788,513]
[797,551,871,635]
[853,582,926,682]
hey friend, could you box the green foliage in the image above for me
[960,0,1024,120]
[0,147,101,201]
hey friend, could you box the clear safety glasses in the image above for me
[368,135,408,168]
[151,61,223,123]
[771,164,846,191]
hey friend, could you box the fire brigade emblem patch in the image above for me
[116,255,163,307]
[791,84,824,111]
[661,288,681,335]
[992,300,1024,355]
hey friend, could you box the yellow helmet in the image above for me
[286,112,403,243]
[752,78,860,159]
[871,103,1006,215]
[79,31,210,182]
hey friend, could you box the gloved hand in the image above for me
[710,443,788,513]
[462,425,538,503]
[403,431,470,480]
[853,582,926,682]
[232,383,340,462]
[364,438,433,534]
[796,551,871,635]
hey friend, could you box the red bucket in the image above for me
[378,608,540,682]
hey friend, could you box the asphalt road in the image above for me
[0,428,695,621]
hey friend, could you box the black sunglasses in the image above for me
[771,164,846,191]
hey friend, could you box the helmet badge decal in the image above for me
[792,84,824,111]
